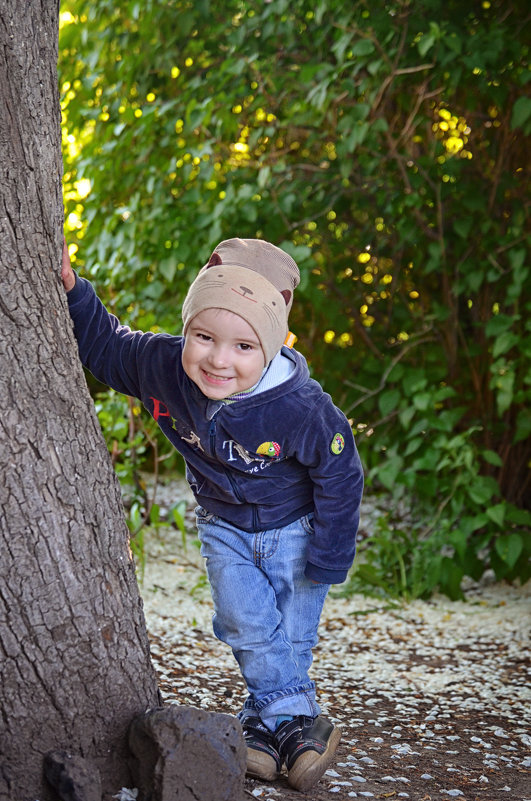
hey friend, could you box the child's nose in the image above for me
[209,345,230,368]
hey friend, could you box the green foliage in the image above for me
[171,500,188,549]
[60,0,530,599]
[341,478,531,602]
[93,389,186,567]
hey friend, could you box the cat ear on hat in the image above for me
[280,290,292,306]
[206,252,222,267]
[206,247,292,307]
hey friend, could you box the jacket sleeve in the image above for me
[293,394,364,585]
[66,274,154,398]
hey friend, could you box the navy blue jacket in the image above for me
[67,277,364,584]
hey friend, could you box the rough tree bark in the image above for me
[0,3,161,799]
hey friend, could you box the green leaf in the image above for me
[485,314,517,337]
[415,473,438,497]
[433,386,457,402]
[514,409,531,444]
[378,388,401,417]
[453,218,472,239]
[150,503,160,524]
[492,331,519,358]
[367,59,384,76]
[258,166,271,188]
[511,96,531,131]
[418,34,435,57]
[158,258,177,283]
[495,533,524,569]
[409,418,430,439]
[404,437,423,456]
[481,449,503,467]
[490,365,515,415]
[128,502,142,531]
[486,503,505,527]
[439,556,464,600]
[412,448,439,472]
[278,242,312,264]
[332,32,354,62]
[388,363,405,382]
[398,405,416,429]
[351,39,375,57]
[506,506,531,526]
[402,371,427,396]
[449,528,469,560]
[424,242,442,274]
[459,514,490,536]
[343,122,370,152]
[467,476,498,504]
[413,392,431,411]
[377,454,404,491]
[432,408,465,432]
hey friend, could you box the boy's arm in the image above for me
[294,397,364,585]
[61,241,153,398]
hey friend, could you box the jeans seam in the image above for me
[253,529,280,566]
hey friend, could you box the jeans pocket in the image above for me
[300,513,315,535]
[195,505,216,524]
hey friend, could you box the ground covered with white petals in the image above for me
[139,484,530,801]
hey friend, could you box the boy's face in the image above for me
[182,308,266,399]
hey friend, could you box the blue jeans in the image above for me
[196,507,330,730]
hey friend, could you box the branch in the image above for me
[343,332,436,415]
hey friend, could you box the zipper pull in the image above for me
[209,417,217,456]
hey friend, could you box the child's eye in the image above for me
[197,332,211,341]
[238,343,253,351]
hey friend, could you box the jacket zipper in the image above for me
[209,416,217,455]
[209,413,242,499]
[209,413,256,518]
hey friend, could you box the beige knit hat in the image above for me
[182,238,300,364]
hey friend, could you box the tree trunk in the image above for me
[0,3,161,799]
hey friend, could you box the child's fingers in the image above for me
[61,238,76,291]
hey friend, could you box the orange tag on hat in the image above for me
[284,331,297,348]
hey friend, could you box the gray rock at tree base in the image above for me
[44,751,102,801]
[128,705,246,801]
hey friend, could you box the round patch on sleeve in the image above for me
[330,433,345,455]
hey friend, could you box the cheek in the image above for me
[246,347,266,373]
[181,342,197,377]
[248,353,266,379]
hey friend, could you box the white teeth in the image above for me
[204,370,230,381]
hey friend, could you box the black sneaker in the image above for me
[275,715,341,791]
[241,716,282,781]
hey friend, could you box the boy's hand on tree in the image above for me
[61,238,76,292]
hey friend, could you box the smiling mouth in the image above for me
[201,369,233,383]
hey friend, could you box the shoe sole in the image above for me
[287,725,342,792]
[246,749,280,782]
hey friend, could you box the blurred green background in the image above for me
[59,0,530,599]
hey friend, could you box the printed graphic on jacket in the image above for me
[149,396,205,452]
[256,441,281,458]
[148,396,280,470]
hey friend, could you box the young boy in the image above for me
[61,237,364,792]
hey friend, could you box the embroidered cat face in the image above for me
[206,249,294,313]
[194,265,289,331]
